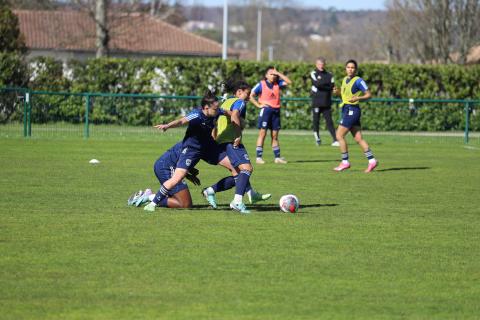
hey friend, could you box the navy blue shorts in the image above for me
[219,143,251,168]
[257,106,281,131]
[200,140,226,166]
[176,140,225,169]
[176,146,202,170]
[153,159,188,196]
[339,105,361,129]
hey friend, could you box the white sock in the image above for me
[206,187,215,194]
[369,158,377,164]
[342,160,349,164]
[233,194,243,203]
[148,194,155,201]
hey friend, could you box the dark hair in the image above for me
[223,78,251,95]
[345,59,358,69]
[263,65,275,77]
[201,90,218,108]
[316,57,326,63]
[263,65,278,83]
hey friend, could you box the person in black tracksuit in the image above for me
[310,57,339,146]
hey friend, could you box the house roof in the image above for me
[15,10,234,57]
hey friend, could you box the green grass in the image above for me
[1,132,479,319]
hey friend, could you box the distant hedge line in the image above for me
[1,53,479,130]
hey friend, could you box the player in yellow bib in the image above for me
[201,79,271,213]
[333,59,378,173]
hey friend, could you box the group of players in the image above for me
[128,59,378,213]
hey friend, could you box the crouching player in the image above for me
[127,141,201,208]
[202,79,271,213]
[142,90,236,212]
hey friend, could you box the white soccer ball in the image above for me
[279,194,299,213]
[89,159,100,164]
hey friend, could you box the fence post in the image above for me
[23,91,27,137]
[464,101,470,144]
[84,94,90,139]
[26,91,32,137]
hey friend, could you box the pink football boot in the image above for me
[364,160,378,173]
[334,162,351,171]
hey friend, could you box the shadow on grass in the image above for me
[190,203,338,211]
[376,166,431,172]
[290,159,338,163]
[251,203,338,212]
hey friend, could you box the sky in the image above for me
[184,0,386,11]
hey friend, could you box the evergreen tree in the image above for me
[0,0,27,53]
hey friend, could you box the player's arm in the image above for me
[211,127,218,140]
[349,89,371,103]
[348,79,372,103]
[332,85,340,96]
[273,69,292,85]
[249,86,264,109]
[230,109,242,140]
[154,116,189,132]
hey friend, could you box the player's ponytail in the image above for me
[222,78,236,95]
[201,90,218,108]
[222,78,251,95]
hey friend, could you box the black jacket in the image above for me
[310,68,334,107]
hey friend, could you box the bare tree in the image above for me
[386,0,480,64]
[95,0,108,57]
[454,0,479,64]
[7,0,57,9]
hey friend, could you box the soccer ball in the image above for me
[279,194,299,213]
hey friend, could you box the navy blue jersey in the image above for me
[230,98,247,119]
[158,142,183,168]
[347,77,368,94]
[182,107,224,149]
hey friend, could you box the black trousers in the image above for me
[312,106,337,141]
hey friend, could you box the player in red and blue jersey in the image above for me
[333,59,378,173]
[249,66,292,164]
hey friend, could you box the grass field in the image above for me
[1,131,479,319]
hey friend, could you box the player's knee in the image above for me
[240,164,253,173]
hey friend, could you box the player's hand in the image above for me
[154,124,169,132]
[348,96,360,103]
[233,137,241,148]
[185,167,201,186]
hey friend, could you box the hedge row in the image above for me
[1,53,479,130]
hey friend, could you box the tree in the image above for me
[95,0,108,57]
[0,0,27,53]
[385,0,480,64]
[8,0,57,9]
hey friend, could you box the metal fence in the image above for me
[1,87,478,143]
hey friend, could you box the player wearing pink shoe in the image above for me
[333,59,378,173]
